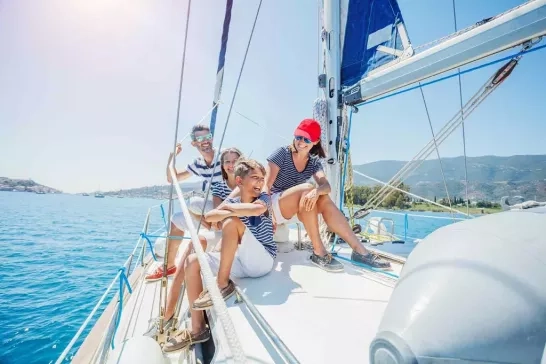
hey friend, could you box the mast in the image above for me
[209,0,234,136]
[322,0,343,204]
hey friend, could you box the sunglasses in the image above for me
[194,133,213,143]
[295,135,312,144]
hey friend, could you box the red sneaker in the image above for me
[145,265,176,282]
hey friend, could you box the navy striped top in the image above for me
[267,146,324,194]
[211,179,233,200]
[187,154,223,185]
[225,192,277,258]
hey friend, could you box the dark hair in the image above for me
[234,158,266,179]
[191,124,211,141]
[220,147,243,180]
[288,140,326,158]
[310,140,326,158]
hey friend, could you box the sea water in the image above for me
[0,191,457,364]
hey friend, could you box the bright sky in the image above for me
[1,0,545,193]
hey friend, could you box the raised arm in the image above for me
[265,161,280,195]
[205,199,267,222]
[166,143,191,183]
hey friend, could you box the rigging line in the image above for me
[169,3,264,358]
[371,84,495,210]
[366,77,496,210]
[161,0,193,335]
[353,170,473,218]
[418,85,455,220]
[178,102,222,144]
[232,109,291,142]
[193,0,264,239]
[453,0,470,216]
[364,71,493,207]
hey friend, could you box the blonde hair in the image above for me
[234,158,266,179]
[220,147,243,180]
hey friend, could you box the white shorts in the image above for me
[271,192,300,225]
[205,229,274,279]
[171,196,214,231]
[271,192,289,224]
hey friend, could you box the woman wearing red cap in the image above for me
[265,118,390,272]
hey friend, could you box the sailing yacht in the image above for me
[58,0,546,363]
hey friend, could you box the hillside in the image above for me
[0,177,62,194]
[99,182,203,199]
[95,154,546,201]
[353,155,546,201]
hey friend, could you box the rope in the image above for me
[161,0,193,333]
[165,0,264,360]
[452,0,471,216]
[418,85,454,220]
[363,49,526,211]
[353,170,473,218]
[377,210,467,221]
[312,97,332,246]
[111,267,133,349]
[56,210,153,363]
[355,43,546,107]
[169,166,246,362]
[331,107,355,251]
[140,233,158,262]
[196,0,264,223]
[159,204,168,230]
[332,253,400,279]
[55,271,122,363]
[233,109,291,142]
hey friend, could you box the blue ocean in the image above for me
[0,191,457,364]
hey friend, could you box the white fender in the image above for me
[108,336,165,364]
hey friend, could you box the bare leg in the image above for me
[297,202,328,256]
[277,183,328,256]
[316,196,368,255]
[185,217,242,333]
[164,236,207,321]
[185,255,206,333]
[166,222,184,269]
[216,217,244,288]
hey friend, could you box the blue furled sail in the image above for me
[340,0,412,103]
[209,0,234,136]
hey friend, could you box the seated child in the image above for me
[163,158,276,353]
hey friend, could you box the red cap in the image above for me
[294,118,321,142]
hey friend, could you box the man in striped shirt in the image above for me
[163,158,276,352]
[146,124,222,281]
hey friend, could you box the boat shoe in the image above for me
[192,279,236,311]
[163,327,211,353]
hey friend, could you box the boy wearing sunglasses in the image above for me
[146,124,222,281]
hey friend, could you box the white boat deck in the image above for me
[209,244,401,363]
[75,229,404,364]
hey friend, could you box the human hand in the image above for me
[200,216,211,230]
[171,143,182,156]
[301,188,319,212]
[210,221,223,231]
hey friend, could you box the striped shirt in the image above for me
[187,153,223,185]
[211,179,233,200]
[267,146,324,194]
[225,192,277,258]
